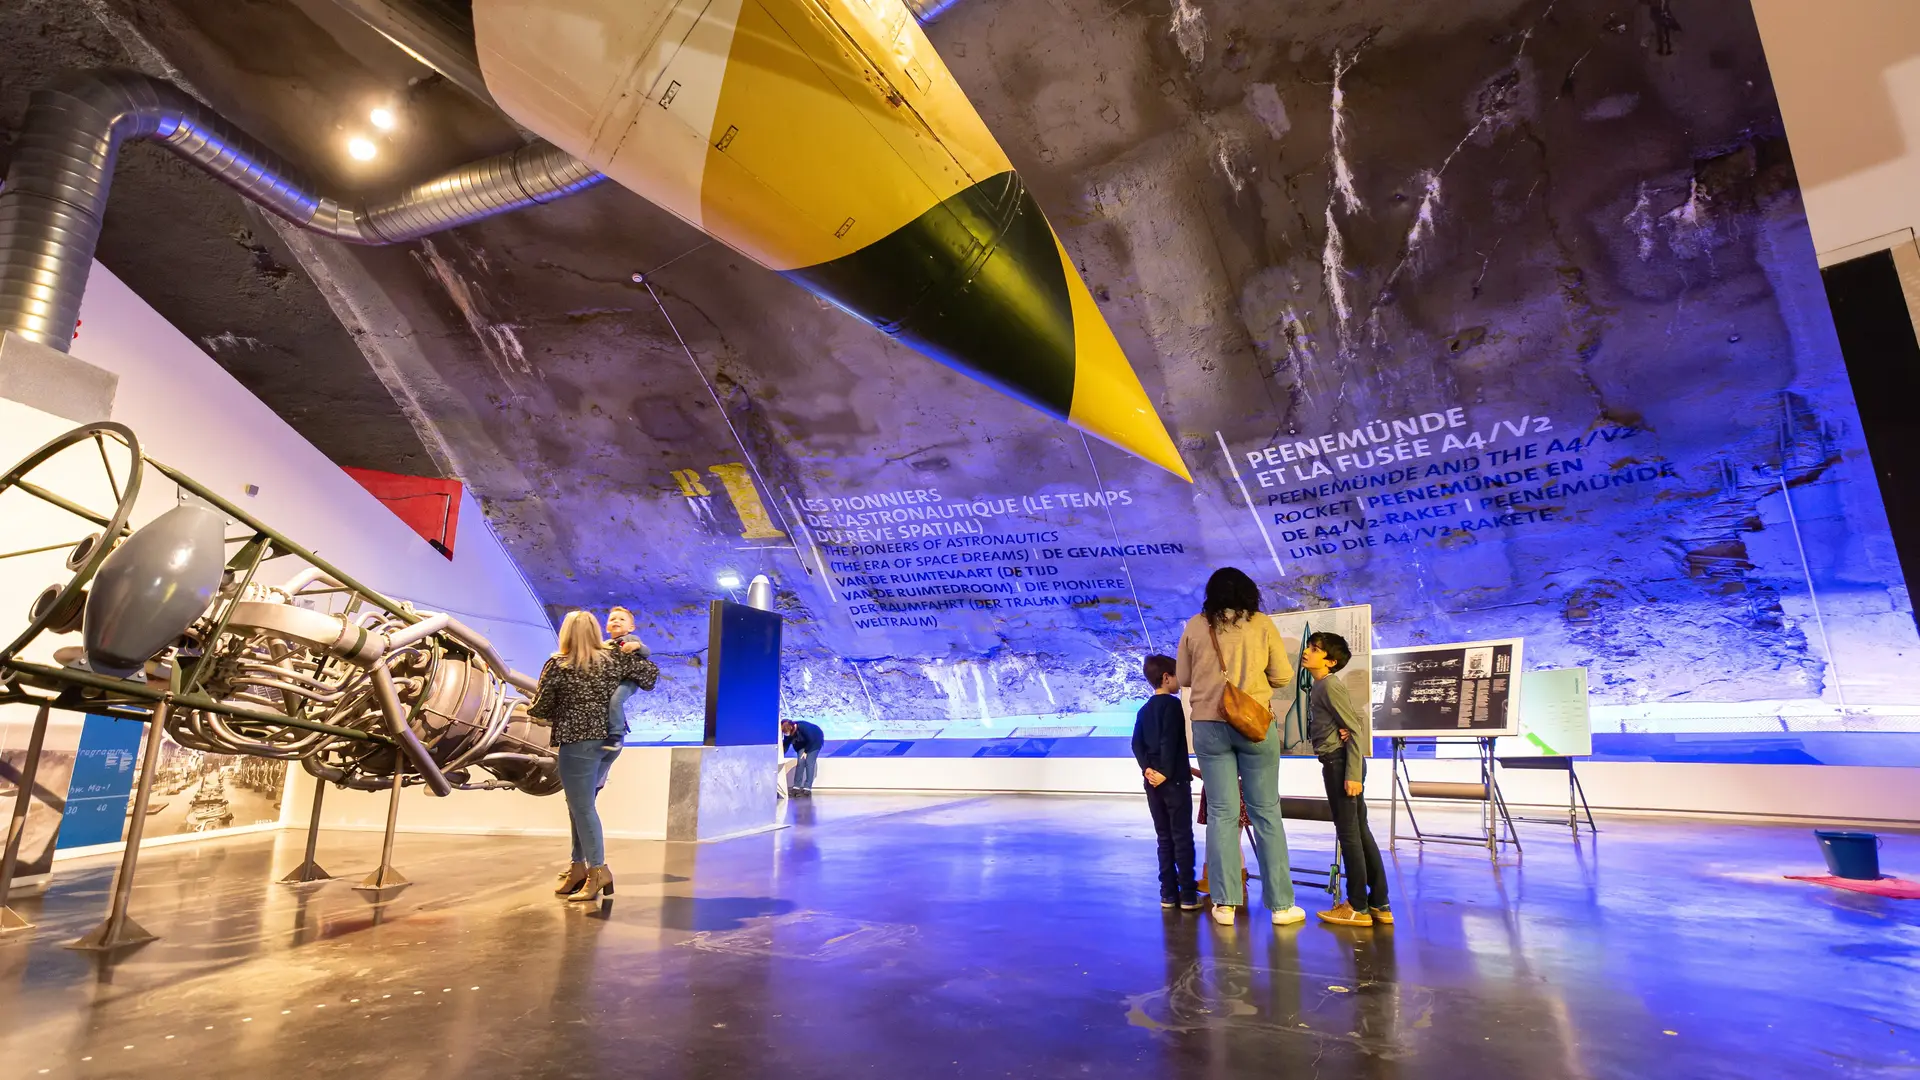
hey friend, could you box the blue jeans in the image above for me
[608,681,638,742]
[558,739,621,865]
[791,749,818,791]
[1193,719,1294,911]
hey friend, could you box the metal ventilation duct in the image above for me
[0,69,604,353]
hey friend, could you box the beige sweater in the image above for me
[1175,611,1294,724]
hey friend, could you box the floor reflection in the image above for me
[0,796,1912,1079]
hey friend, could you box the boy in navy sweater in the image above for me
[1133,654,1198,910]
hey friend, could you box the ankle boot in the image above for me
[554,861,588,896]
[566,864,614,901]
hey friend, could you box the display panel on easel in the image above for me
[1371,639,1523,738]
[1505,668,1592,758]
[1270,604,1372,755]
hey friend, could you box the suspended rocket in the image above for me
[472,0,1190,480]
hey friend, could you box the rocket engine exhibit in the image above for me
[0,422,557,944]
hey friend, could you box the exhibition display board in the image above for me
[1508,669,1594,759]
[1270,604,1372,754]
[1371,640,1524,738]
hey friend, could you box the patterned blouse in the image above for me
[527,648,660,745]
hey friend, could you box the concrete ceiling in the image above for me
[6,0,1868,729]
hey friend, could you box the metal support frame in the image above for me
[1500,756,1598,836]
[1388,737,1521,861]
[66,704,168,952]
[278,777,332,884]
[353,767,409,893]
[1194,770,1344,900]
[1204,819,1344,897]
[0,702,52,932]
[1279,797,1343,898]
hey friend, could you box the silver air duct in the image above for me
[0,69,604,352]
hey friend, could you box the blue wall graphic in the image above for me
[56,715,143,850]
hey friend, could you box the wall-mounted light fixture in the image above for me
[716,571,743,591]
[347,136,378,161]
[369,106,397,131]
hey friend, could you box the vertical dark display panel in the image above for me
[1820,249,1920,632]
[704,600,783,747]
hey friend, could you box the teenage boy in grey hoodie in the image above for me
[1303,632,1391,927]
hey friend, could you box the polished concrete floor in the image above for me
[2,795,1916,1079]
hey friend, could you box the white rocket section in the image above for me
[473,0,744,231]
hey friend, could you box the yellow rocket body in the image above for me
[472,0,1189,480]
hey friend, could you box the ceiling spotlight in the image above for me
[369,107,397,131]
[347,136,378,161]
[716,572,743,591]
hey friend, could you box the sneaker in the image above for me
[1210,904,1237,926]
[1371,907,1394,925]
[1316,902,1374,927]
[1161,895,1178,909]
[1270,905,1307,927]
[1179,894,1203,911]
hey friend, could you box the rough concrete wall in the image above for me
[6,0,1914,735]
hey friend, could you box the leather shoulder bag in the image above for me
[1207,618,1271,742]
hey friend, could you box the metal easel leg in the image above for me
[354,767,410,893]
[1389,738,1403,847]
[1566,767,1578,836]
[0,702,52,933]
[1485,740,1522,857]
[1571,763,1597,834]
[1393,738,1427,846]
[1481,740,1497,861]
[67,705,167,952]
[279,776,332,884]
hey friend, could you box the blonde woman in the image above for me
[1175,567,1301,928]
[528,610,658,900]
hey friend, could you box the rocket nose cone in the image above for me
[783,169,1188,479]
[1053,232,1191,483]
[83,502,228,677]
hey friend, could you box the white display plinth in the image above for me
[665,744,780,842]
[293,743,782,844]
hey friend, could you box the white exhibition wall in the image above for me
[1753,0,1920,258]
[0,260,558,866]
[803,755,1920,827]
[65,261,557,672]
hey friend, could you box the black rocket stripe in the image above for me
[781,170,1076,419]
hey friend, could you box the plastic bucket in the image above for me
[1814,830,1882,880]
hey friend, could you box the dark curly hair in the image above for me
[1202,567,1261,628]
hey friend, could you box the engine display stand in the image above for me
[278,777,333,884]
[66,703,169,952]
[353,768,410,893]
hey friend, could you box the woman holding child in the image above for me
[1175,567,1304,927]
[528,610,658,902]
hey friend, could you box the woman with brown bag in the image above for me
[1175,566,1302,928]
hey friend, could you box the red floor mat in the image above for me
[1785,874,1920,898]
